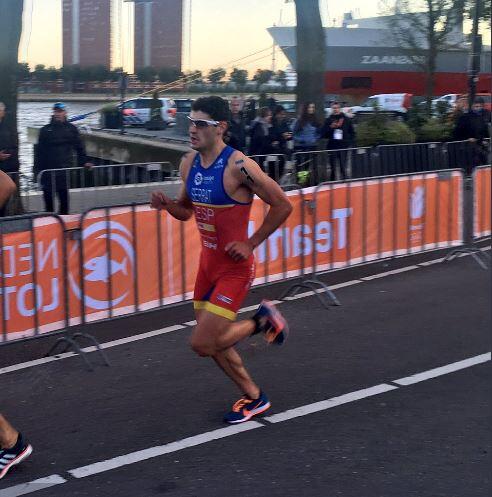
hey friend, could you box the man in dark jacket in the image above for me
[34,102,92,214]
[453,98,491,169]
[226,97,246,151]
[0,102,19,174]
[321,102,355,181]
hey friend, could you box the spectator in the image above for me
[248,107,274,156]
[243,96,257,126]
[292,102,321,185]
[147,90,165,130]
[266,95,277,112]
[453,97,490,168]
[270,105,293,179]
[258,92,269,108]
[34,102,93,215]
[0,170,16,217]
[0,413,32,480]
[292,102,321,152]
[0,102,21,216]
[0,102,19,175]
[226,96,246,152]
[321,101,355,181]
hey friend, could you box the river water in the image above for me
[17,101,102,175]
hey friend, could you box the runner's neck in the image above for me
[199,141,228,169]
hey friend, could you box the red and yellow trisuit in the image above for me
[186,145,255,321]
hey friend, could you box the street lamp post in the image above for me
[118,70,128,135]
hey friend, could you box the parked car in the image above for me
[120,97,177,125]
[277,100,298,118]
[174,98,194,114]
[431,93,491,113]
[344,93,413,118]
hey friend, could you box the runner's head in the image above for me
[189,96,230,151]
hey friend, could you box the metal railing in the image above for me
[35,162,177,214]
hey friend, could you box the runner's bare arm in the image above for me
[0,170,16,209]
[150,154,194,221]
[232,155,292,250]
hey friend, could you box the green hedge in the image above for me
[356,114,416,147]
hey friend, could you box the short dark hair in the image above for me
[474,97,485,105]
[192,96,230,121]
[258,107,271,118]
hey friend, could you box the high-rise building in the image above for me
[63,0,112,67]
[133,0,183,70]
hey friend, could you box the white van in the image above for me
[348,93,413,116]
[121,97,177,125]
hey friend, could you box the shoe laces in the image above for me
[232,397,252,412]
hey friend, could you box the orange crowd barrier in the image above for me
[0,171,464,342]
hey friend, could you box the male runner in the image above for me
[151,96,292,423]
[0,173,33,479]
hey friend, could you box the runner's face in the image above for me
[189,110,225,151]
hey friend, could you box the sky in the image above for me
[18,0,381,74]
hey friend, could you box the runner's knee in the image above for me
[190,334,215,357]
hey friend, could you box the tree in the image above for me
[184,70,202,84]
[293,0,326,121]
[465,0,491,26]
[229,68,248,89]
[157,67,181,84]
[208,67,226,85]
[109,67,123,82]
[136,66,157,83]
[383,0,464,112]
[44,66,61,81]
[17,62,30,81]
[252,69,274,90]
[0,0,24,165]
[86,65,111,82]
[274,70,287,90]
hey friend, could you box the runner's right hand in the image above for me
[150,191,172,210]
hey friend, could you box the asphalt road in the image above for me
[0,252,490,497]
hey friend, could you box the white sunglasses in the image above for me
[187,116,220,128]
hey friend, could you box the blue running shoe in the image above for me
[224,391,271,424]
[253,300,289,345]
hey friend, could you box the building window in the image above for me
[341,77,372,89]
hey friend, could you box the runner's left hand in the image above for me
[225,241,254,262]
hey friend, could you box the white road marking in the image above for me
[263,384,398,423]
[0,325,185,376]
[360,266,419,281]
[282,280,362,301]
[68,422,263,479]
[1,351,489,495]
[0,475,66,497]
[392,353,491,386]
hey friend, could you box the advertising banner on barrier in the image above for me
[474,166,491,238]
[1,171,463,341]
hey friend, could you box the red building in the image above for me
[62,0,112,68]
[133,0,183,70]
